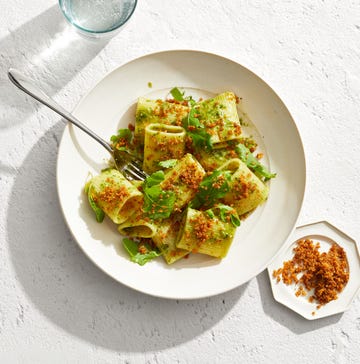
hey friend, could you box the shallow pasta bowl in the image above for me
[57,50,306,299]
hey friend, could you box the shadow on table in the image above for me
[0,5,108,129]
[256,270,342,334]
[7,123,247,352]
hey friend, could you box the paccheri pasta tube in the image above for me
[134,97,189,145]
[143,123,186,174]
[195,91,242,145]
[160,153,206,212]
[219,159,269,216]
[197,143,236,172]
[152,214,189,264]
[118,207,158,238]
[176,207,238,258]
[86,169,143,224]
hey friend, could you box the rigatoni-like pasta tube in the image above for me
[197,145,234,171]
[143,123,186,174]
[134,97,189,145]
[152,214,189,264]
[176,207,237,258]
[160,153,206,212]
[219,159,269,216]
[195,91,242,145]
[87,169,143,224]
[118,207,158,238]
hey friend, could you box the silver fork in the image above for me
[8,68,148,181]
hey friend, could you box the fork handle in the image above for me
[8,68,113,154]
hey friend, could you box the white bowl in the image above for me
[57,50,306,299]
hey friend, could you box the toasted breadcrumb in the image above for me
[273,239,349,308]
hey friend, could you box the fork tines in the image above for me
[122,162,148,181]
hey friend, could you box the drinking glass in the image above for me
[59,0,137,37]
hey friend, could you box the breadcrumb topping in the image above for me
[273,238,349,308]
[95,180,129,208]
[189,213,213,247]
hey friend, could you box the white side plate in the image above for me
[268,221,360,319]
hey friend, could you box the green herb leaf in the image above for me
[251,163,277,181]
[143,171,176,219]
[170,87,185,101]
[110,128,133,151]
[206,209,215,219]
[183,107,213,150]
[87,186,105,223]
[230,214,241,227]
[235,144,276,181]
[189,110,204,131]
[122,238,162,266]
[171,88,212,150]
[170,87,196,106]
[216,203,241,227]
[112,128,132,142]
[190,170,231,209]
[145,170,165,187]
[188,130,213,149]
[206,204,240,227]
[158,159,178,169]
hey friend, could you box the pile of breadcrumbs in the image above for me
[273,238,349,314]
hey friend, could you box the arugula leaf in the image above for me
[216,204,241,227]
[170,87,197,105]
[251,163,277,181]
[183,107,213,150]
[122,238,162,266]
[110,128,133,151]
[188,130,212,149]
[206,209,215,219]
[206,204,240,227]
[170,87,185,101]
[145,170,165,187]
[143,171,175,219]
[158,159,178,169]
[190,170,231,209]
[231,214,240,227]
[87,186,105,223]
[170,88,212,150]
[235,144,276,181]
[187,108,203,128]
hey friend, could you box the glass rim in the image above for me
[58,0,138,35]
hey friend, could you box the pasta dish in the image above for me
[84,88,275,265]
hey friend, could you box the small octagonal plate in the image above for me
[267,221,360,320]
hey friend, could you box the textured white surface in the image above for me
[1,1,360,363]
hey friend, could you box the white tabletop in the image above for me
[1,1,360,363]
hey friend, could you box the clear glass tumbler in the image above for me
[59,0,137,37]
